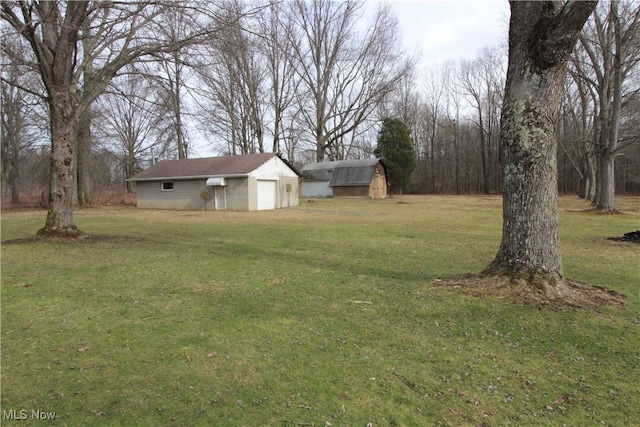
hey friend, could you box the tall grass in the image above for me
[1,196,638,426]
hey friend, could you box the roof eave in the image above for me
[127,173,249,182]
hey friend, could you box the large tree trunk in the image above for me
[75,105,92,206]
[579,153,596,201]
[478,113,490,194]
[38,89,82,237]
[483,1,597,297]
[597,150,616,211]
[453,121,461,194]
[595,1,623,213]
[10,162,20,205]
[126,144,137,194]
[316,127,325,162]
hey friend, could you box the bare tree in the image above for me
[422,63,449,193]
[288,0,413,161]
[73,17,99,207]
[1,48,30,204]
[445,64,465,194]
[559,61,598,199]
[378,69,429,192]
[482,1,599,303]
[147,7,206,159]
[1,1,216,237]
[574,0,640,212]
[94,69,165,193]
[258,1,298,154]
[195,1,267,155]
[1,16,48,204]
[458,47,505,194]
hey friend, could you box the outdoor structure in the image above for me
[301,158,387,198]
[129,153,300,211]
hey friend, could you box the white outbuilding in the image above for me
[129,153,300,211]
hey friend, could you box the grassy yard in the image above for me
[1,195,638,426]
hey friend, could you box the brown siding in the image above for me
[333,186,370,197]
[371,164,387,199]
[325,162,386,199]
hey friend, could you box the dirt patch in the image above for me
[2,234,151,245]
[608,230,640,244]
[2,234,108,244]
[435,275,627,312]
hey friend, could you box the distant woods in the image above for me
[2,0,639,206]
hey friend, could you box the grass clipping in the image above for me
[436,273,627,312]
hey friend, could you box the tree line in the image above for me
[382,0,639,213]
[1,1,638,220]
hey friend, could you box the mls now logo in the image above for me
[3,410,28,420]
[3,409,56,420]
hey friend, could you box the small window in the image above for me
[286,184,292,193]
[162,181,174,191]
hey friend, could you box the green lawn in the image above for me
[1,195,638,426]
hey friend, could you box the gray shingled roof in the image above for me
[130,153,295,181]
[301,158,384,187]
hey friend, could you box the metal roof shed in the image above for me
[301,159,387,199]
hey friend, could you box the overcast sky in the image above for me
[193,1,512,157]
[385,0,510,67]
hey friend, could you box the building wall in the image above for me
[277,176,300,207]
[332,186,370,197]
[250,157,299,179]
[301,181,333,198]
[250,157,300,208]
[135,173,299,211]
[136,179,209,210]
[225,177,251,211]
[300,161,386,199]
[136,178,252,211]
[246,177,258,211]
[371,164,387,199]
[250,176,300,209]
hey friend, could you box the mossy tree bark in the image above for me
[483,1,597,295]
[30,1,89,237]
[40,88,83,237]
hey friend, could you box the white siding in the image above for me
[257,180,277,210]
[134,155,299,211]
[250,157,299,179]
[214,186,226,210]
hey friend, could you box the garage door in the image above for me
[257,180,277,210]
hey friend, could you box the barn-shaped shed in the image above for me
[129,153,300,211]
[301,158,387,199]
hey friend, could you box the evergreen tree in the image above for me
[374,118,416,194]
